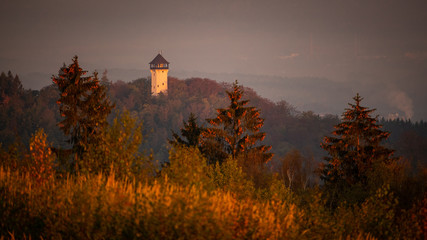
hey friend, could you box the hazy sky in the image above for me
[1,0,427,119]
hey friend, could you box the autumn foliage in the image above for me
[28,129,55,184]
[0,67,425,239]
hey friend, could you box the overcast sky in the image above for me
[1,0,427,120]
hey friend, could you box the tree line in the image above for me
[1,67,426,172]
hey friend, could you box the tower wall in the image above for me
[151,68,168,95]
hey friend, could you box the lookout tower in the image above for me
[149,53,169,95]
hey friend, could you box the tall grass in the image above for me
[1,162,423,239]
[0,159,427,239]
[0,167,306,239]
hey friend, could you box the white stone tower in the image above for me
[149,53,169,96]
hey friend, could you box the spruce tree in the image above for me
[52,56,114,161]
[169,113,204,148]
[202,80,272,164]
[320,94,398,203]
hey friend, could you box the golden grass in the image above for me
[0,167,306,239]
[3,166,420,239]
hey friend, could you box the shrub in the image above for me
[208,157,255,199]
[28,129,55,184]
[81,111,154,180]
[161,146,212,188]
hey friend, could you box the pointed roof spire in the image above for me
[149,53,169,65]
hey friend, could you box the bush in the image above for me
[208,157,255,199]
[81,111,154,180]
[28,129,56,184]
[161,146,212,188]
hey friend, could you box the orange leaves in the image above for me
[29,129,55,184]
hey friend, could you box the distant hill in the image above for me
[177,71,427,121]
[18,69,427,121]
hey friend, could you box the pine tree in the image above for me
[202,80,272,165]
[320,94,398,203]
[52,56,114,161]
[169,113,204,148]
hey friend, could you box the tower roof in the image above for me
[149,53,169,65]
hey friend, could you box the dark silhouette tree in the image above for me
[169,113,204,148]
[0,71,35,147]
[202,80,272,165]
[52,56,114,161]
[320,93,398,204]
[0,71,23,97]
[100,69,111,89]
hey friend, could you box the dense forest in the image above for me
[1,70,426,172]
[0,61,426,239]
